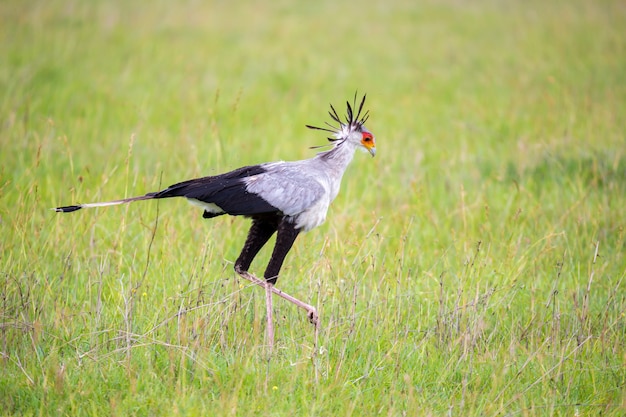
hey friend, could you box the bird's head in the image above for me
[307,94,376,157]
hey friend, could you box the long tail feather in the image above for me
[54,194,156,213]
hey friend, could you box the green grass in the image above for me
[2,0,625,415]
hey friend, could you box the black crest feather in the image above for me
[306,92,369,144]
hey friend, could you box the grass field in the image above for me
[2,0,625,415]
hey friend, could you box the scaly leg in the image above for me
[235,267,319,326]
[263,220,319,326]
[234,218,319,352]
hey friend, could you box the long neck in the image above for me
[317,141,357,172]
[313,142,358,198]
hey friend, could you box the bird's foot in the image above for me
[234,267,319,328]
[307,308,319,327]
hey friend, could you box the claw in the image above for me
[307,308,319,327]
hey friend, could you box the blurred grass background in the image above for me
[1,0,625,415]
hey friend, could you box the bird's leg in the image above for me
[234,218,279,351]
[234,217,279,273]
[233,268,275,352]
[234,218,319,353]
[263,221,319,327]
[236,269,320,357]
[263,220,300,285]
[235,269,319,326]
[264,279,274,355]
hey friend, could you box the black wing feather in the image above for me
[154,165,279,216]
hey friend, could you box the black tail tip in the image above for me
[54,205,82,213]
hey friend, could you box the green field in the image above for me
[2,0,625,415]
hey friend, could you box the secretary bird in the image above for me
[55,94,376,351]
